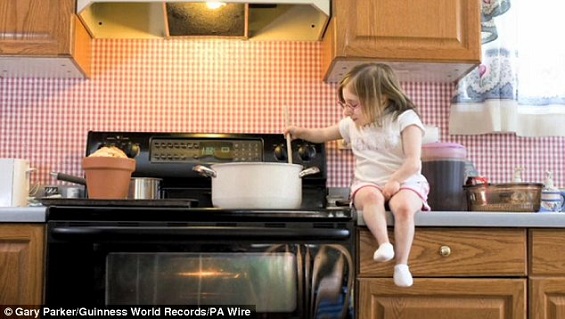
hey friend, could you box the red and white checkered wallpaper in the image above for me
[1,39,564,188]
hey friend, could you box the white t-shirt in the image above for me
[338,110,427,186]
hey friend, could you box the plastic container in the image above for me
[421,143,467,211]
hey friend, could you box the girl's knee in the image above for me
[355,188,385,208]
[390,203,416,220]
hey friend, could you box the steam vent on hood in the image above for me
[166,3,248,37]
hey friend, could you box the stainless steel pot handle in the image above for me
[192,165,217,178]
[298,166,320,178]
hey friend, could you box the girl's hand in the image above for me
[284,126,301,140]
[382,180,401,200]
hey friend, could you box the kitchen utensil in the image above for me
[50,171,87,185]
[285,105,293,164]
[464,183,543,212]
[48,172,87,199]
[128,177,162,199]
[193,163,319,209]
[42,186,85,199]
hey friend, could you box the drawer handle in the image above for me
[439,245,451,257]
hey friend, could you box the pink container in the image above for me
[421,143,467,211]
[422,143,467,161]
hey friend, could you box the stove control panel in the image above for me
[150,138,262,163]
[86,132,327,179]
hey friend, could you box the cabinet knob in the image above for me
[439,245,451,257]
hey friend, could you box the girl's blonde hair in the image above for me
[338,63,420,126]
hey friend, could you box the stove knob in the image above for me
[273,144,288,161]
[120,141,140,158]
[128,143,141,158]
[298,144,316,161]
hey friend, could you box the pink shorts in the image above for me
[350,180,431,211]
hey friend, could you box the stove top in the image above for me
[84,131,331,210]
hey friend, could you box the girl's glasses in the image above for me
[338,100,360,110]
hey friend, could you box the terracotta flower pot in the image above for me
[82,157,136,199]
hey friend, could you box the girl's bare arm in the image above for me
[285,124,342,143]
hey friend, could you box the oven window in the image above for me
[106,252,297,312]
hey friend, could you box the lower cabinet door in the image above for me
[358,278,526,319]
[0,224,45,305]
[530,277,565,319]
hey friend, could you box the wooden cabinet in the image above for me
[0,224,45,305]
[357,228,527,319]
[0,0,91,78]
[358,278,525,319]
[322,0,481,83]
[529,229,565,319]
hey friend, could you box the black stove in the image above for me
[45,132,355,318]
[46,131,352,221]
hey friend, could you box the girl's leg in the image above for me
[388,189,423,287]
[354,187,393,262]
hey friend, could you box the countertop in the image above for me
[2,206,565,227]
[357,210,565,228]
[0,207,47,222]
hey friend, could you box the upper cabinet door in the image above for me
[0,0,74,55]
[323,0,482,83]
[341,0,480,61]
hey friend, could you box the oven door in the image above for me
[45,222,354,319]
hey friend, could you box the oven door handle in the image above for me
[50,226,351,241]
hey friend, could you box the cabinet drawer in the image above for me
[358,228,527,277]
[530,229,565,275]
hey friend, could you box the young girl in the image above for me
[285,63,430,287]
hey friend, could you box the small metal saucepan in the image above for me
[128,177,162,200]
[48,172,87,198]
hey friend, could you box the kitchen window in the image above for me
[449,0,565,137]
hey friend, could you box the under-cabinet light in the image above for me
[206,2,226,10]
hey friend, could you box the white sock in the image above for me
[394,264,413,287]
[373,243,394,262]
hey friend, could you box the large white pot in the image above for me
[193,163,319,209]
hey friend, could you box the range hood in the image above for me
[76,0,330,41]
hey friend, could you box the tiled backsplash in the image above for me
[1,40,564,188]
